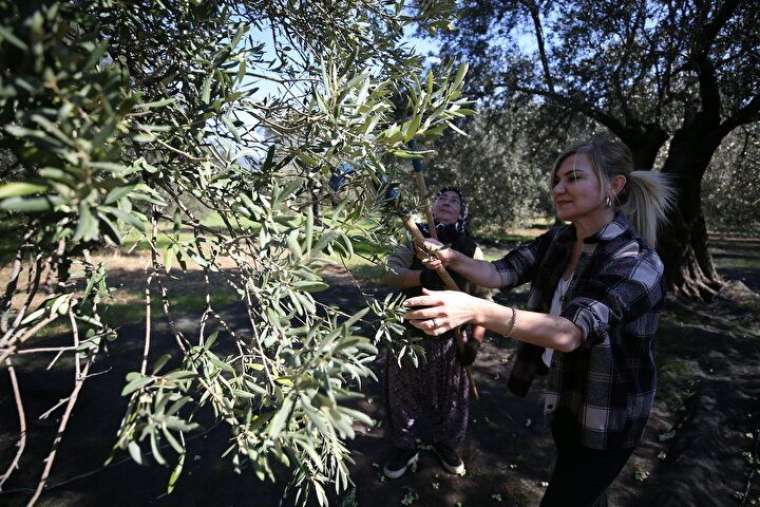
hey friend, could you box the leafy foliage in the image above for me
[0,1,472,504]
[702,124,760,232]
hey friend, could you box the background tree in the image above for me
[423,97,599,232]
[431,0,760,298]
[0,1,470,504]
[702,123,760,233]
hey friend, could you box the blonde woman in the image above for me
[404,138,673,506]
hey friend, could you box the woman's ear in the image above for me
[611,174,627,197]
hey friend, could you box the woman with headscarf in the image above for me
[381,187,489,479]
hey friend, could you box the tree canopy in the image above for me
[0,1,471,504]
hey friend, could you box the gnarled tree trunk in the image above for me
[657,128,724,299]
[658,206,722,299]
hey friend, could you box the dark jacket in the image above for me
[492,213,665,449]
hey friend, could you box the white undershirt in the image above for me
[541,274,573,367]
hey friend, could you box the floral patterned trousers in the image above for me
[384,332,470,450]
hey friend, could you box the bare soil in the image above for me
[1,237,759,506]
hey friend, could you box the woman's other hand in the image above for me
[403,288,481,336]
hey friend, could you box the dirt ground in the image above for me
[1,237,759,506]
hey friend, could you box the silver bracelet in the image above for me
[505,306,516,335]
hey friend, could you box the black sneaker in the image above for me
[383,447,419,479]
[432,442,465,476]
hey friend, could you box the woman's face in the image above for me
[433,191,462,225]
[552,154,606,222]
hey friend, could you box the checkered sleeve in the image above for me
[491,229,556,289]
[561,242,665,348]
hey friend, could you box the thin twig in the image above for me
[27,357,93,506]
[0,236,31,331]
[69,309,80,379]
[1,254,44,345]
[46,349,65,371]
[15,315,59,345]
[149,249,189,354]
[155,276,188,354]
[153,136,204,161]
[0,359,27,491]
[198,273,212,345]
[142,207,161,375]
[16,346,77,355]
[39,397,70,421]
[0,314,60,364]
[81,367,111,379]
[243,285,276,388]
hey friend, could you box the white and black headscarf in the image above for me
[434,186,469,234]
[418,186,470,241]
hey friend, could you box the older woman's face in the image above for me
[552,154,605,222]
[433,191,462,225]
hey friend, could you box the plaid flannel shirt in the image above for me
[492,213,665,449]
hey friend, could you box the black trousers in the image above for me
[539,428,635,507]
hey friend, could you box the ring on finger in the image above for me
[431,318,437,329]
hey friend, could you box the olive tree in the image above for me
[0,1,471,504]
[432,0,760,298]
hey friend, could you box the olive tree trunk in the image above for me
[657,127,725,299]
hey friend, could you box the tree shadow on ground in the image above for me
[2,249,760,506]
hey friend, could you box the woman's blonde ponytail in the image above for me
[621,170,676,248]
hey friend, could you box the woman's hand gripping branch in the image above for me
[403,288,482,337]
[414,238,453,271]
[415,238,503,289]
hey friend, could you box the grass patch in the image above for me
[473,217,553,245]
[102,291,239,327]
[34,320,73,340]
[478,232,538,244]
[712,256,760,270]
[33,290,241,340]
[119,211,260,252]
[322,251,386,282]
[67,289,239,333]
[481,248,507,262]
